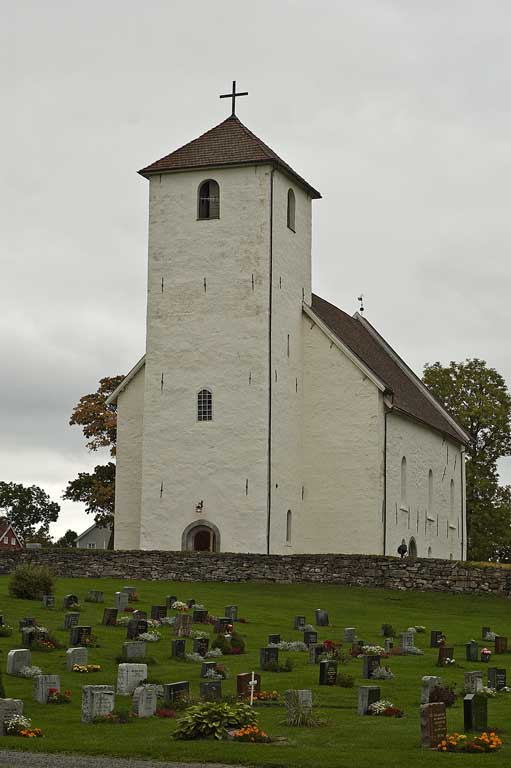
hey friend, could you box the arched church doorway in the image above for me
[181,520,221,553]
[408,537,418,559]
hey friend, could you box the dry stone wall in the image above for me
[0,550,510,597]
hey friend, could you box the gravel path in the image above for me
[0,753,240,768]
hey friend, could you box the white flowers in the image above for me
[268,641,308,652]
[18,665,43,678]
[4,714,31,735]
[480,686,496,697]
[368,699,393,715]
[362,645,385,656]
[205,648,223,658]
[442,657,456,666]
[171,601,188,610]
[138,631,161,642]
[371,665,394,680]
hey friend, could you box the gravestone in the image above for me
[420,702,447,748]
[186,599,196,608]
[102,608,118,626]
[344,627,356,643]
[7,649,31,675]
[213,617,231,634]
[132,610,148,622]
[66,647,88,671]
[200,661,217,678]
[33,674,60,704]
[150,605,167,621]
[165,595,177,608]
[127,619,148,640]
[163,681,189,705]
[42,594,55,608]
[384,638,394,653]
[224,606,238,621]
[237,672,261,698]
[464,693,487,732]
[430,630,444,648]
[285,689,313,723]
[193,637,209,656]
[268,634,281,645]
[200,680,222,701]
[123,641,147,660]
[494,635,508,654]
[381,624,394,637]
[21,627,49,648]
[117,663,148,695]
[0,615,3,626]
[421,676,443,704]
[114,592,129,611]
[132,684,158,718]
[0,698,23,736]
[63,594,79,610]
[482,626,491,640]
[488,667,506,691]
[122,587,137,601]
[293,616,306,630]
[400,631,415,653]
[175,614,193,637]
[319,659,337,685]
[315,609,329,627]
[19,617,35,630]
[309,643,324,664]
[260,647,279,668]
[192,608,208,624]
[362,655,381,680]
[70,625,92,646]
[86,590,104,603]
[464,671,483,694]
[303,630,318,646]
[357,686,381,715]
[64,612,80,630]
[437,645,454,665]
[171,639,186,659]
[465,641,478,662]
[81,685,115,723]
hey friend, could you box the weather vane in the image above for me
[358,294,365,313]
[220,80,248,117]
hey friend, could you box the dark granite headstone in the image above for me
[186,599,196,609]
[236,672,261,698]
[362,654,381,680]
[465,641,478,662]
[70,625,92,646]
[213,617,231,634]
[64,612,80,630]
[200,661,217,678]
[192,609,208,624]
[132,610,147,622]
[488,667,506,691]
[430,630,444,648]
[171,639,186,659]
[482,626,491,640]
[494,635,508,654]
[165,595,177,609]
[293,616,306,630]
[19,617,36,631]
[315,609,329,627]
[224,606,238,621]
[102,608,118,626]
[63,594,79,610]
[268,634,281,645]
[309,643,324,664]
[127,619,148,640]
[420,702,447,748]
[260,646,279,667]
[303,630,318,646]
[437,645,454,665]
[200,680,221,701]
[319,660,337,685]
[42,594,55,608]
[193,637,209,656]
[150,605,167,621]
[163,681,189,705]
[464,693,487,732]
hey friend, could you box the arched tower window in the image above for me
[428,470,434,514]
[197,389,213,421]
[408,537,417,558]
[400,457,407,508]
[287,188,296,231]
[198,180,220,220]
[286,510,292,543]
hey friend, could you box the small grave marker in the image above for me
[163,681,189,705]
[0,698,23,736]
[102,608,118,626]
[465,641,478,662]
[171,639,186,659]
[33,674,60,704]
[192,608,208,623]
[488,667,506,691]
[362,655,381,680]
[494,635,508,654]
[70,625,92,646]
[421,676,443,704]
[303,630,318,646]
[86,590,104,603]
[193,637,209,656]
[344,627,356,643]
[41,594,55,608]
[268,634,281,645]
[7,649,32,675]
[319,659,337,685]
[464,693,487,732]
[357,686,380,715]
[430,630,444,648]
[200,680,222,701]
[132,684,158,717]
[260,646,279,668]
[308,643,324,664]
[315,609,329,627]
[464,671,483,694]
[123,641,147,660]
[66,647,88,671]
[81,685,115,723]
[114,592,129,611]
[237,672,261,699]
[64,612,80,630]
[224,606,238,621]
[293,616,306,630]
[150,605,167,621]
[63,594,79,610]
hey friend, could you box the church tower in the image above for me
[132,102,321,553]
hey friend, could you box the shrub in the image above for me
[211,630,246,655]
[174,701,256,740]
[429,684,457,708]
[0,625,13,638]
[9,564,54,599]
[337,673,355,688]
[261,657,294,673]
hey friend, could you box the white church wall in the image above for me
[114,364,145,549]
[301,320,385,554]
[269,171,312,554]
[139,164,273,552]
[385,412,465,560]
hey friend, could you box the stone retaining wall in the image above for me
[0,549,510,597]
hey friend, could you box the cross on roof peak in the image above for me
[219,80,248,117]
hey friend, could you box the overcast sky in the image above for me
[2,0,510,539]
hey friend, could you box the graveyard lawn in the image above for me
[1,576,511,768]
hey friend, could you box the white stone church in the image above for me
[108,106,468,560]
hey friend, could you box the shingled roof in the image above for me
[311,294,469,444]
[138,115,321,199]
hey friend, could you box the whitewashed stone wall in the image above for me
[385,412,465,560]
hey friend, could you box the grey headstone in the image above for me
[123,641,146,660]
[344,627,356,643]
[115,592,129,611]
[260,646,279,667]
[285,689,313,723]
[200,661,217,678]
[41,594,55,608]
[200,680,222,701]
[7,649,31,675]
[0,698,23,736]
[293,616,306,630]
[421,675,443,704]
[86,590,104,603]
[132,684,158,717]
[116,663,147,695]
[399,631,415,652]
[171,639,186,658]
[357,686,380,715]
[64,612,80,630]
[66,647,88,671]
[464,671,483,694]
[33,674,60,704]
[315,609,329,627]
[81,685,115,723]
[465,641,478,662]
[224,605,238,621]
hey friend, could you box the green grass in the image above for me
[1,575,511,767]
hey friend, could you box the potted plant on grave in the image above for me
[481,647,492,663]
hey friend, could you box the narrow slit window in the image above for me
[198,180,220,220]
[197,388,213,421]
[400,457,407,508]
[287,188,295,231]
[286,510,292,543]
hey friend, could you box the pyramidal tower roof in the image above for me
[139,115,321,199]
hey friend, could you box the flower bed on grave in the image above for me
[48,688,72,704]
[72,664,102,673]
[4,715,43,738]
[438,732,503,753]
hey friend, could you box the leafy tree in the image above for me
[56,529,78,547]
[0,481,60,541]
[423,359,511,561]
[64,376,123,547]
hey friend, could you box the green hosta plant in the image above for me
[173,701,257,740]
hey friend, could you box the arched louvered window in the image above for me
[286,510,292,543]
[197,389,213,421]
[287,188,296,231]
[198,180,220,220]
